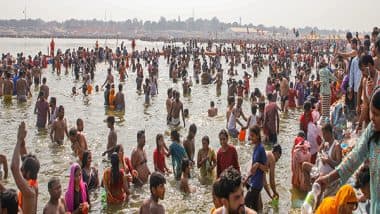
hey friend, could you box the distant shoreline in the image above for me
[0,34,337,43]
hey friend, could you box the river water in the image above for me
[0,37,304,213]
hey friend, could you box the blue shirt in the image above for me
[249,143,267,190]
[12,75,19,95]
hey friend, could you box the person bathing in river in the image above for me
[50,105,68,145]
[167,91,186,127]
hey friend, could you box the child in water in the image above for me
[180,159,195,193]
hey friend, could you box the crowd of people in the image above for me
[0,26,379,214]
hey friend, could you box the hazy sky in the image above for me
[3,0,379,31]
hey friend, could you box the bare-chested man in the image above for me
[208,101,218,117]
[139,172,166,214]
[183,124,197,163]
[68,128,88,161]
[16,72,31,102]
[131,130,151,186]
[114,84,125,111]
[263,144,282,200]
[3,72,13,103]
[32,67,41,87]
[168,91,185,127]
[40,77,49,100]
[106,116,117,158]
[102,68,114,88]
[50,105,68,145]
[43,177,67,214]
[215,71,223,96]
[11,122,40,214]
[166,88,173,123]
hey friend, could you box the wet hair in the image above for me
[322,123,333,134]
[189,124,197,135]
[21,154,40,180]
[297,131,306,138]
[181,158,191,173]
[68,128,77,137]
[137,130,145,140]
[58,105,64,113]
[359,54,374,67]
[0,188,18,214]
[212,179,222,198]
[81,150,90,168]
[210,101,215,107]
[156,134,164,149]
[170,130,180,142]
[267,93,274,101]
[218,129,228,139]
[303,101,312,111]
[42,77,47,84]
[184,109,189,117]
[202,135,210,144]
[249,125,261,142]
[217,167,242,199]
[107,116,115,125]
[38,91,44,98]
[355,165,370,189]
[110,152,120,186]
[351,38,358,45]
[272,144,282,155]
[48,177,60,190]
[346,32,353,40]
[254,88,261,97]
[50,97,57,104]
[76,118,83,126]
[149,171,166,193]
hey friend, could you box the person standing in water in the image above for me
[43,177,67,214]
[131,130,151,185]
[167,91,186,127]
[183,124,197,163]
[114,84,125,111]
[11,122,40,214]
[34,91,50,129]
[167,130,188,180]
[139,172,166,214]
[263,144,282,200]
[106,116,117,158]
[2,72,13,103]
[50,105,69,145]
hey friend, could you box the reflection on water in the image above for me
[0,38,304,213]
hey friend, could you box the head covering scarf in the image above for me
[315,184,358,214]
[65,163,88,212]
